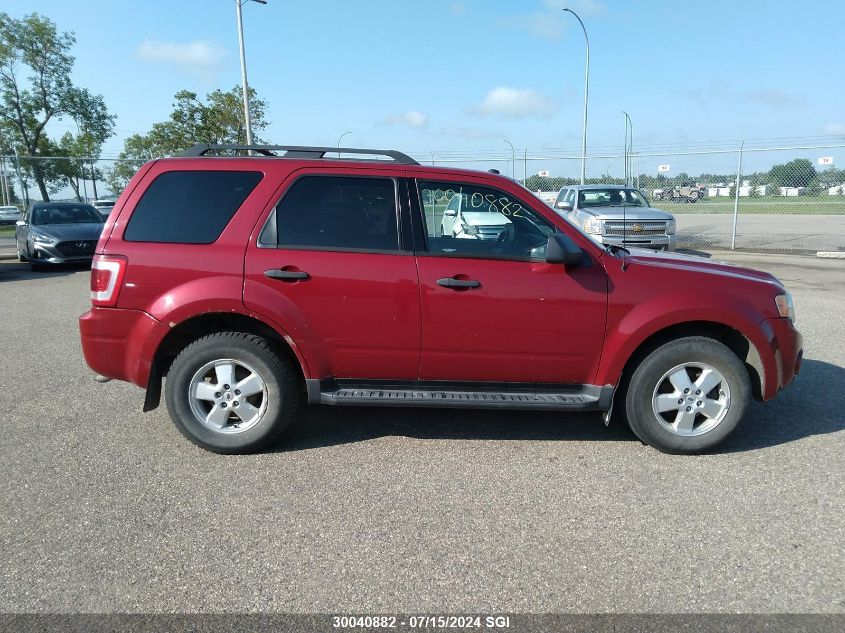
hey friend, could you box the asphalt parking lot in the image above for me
[0,252,843,614]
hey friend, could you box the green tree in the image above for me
[768,158,816,189]
[107,87,268,194]
[0,12,115,200]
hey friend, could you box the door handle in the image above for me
[265,268,310,281]
[436,277,481,289]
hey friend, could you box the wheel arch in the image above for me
[610,320,765,406]
[143,311,308,412]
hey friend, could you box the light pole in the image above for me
[74,121,89,202]
[563,7,589,185]
[621,111,632,186]
[235,0,266,147]
[504,139,515,178]
[337,131,351,158]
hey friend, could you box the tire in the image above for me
[624,336,750,454]
[164,331,300,454]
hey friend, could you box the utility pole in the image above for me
[236,0,267,147]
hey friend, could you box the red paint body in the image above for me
[79,156,802,403]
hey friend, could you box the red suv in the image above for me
[79,144,802,454]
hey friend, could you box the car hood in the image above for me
[32,223,104,241]
[620,247,784,288]
[460,212,512,226]
[581,206,674,221]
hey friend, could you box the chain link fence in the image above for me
[421,143,845,253]
[2,144,844,253]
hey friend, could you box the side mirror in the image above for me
[15,219,26,227]
[556,202,573,212]
[545,233,584,266]
[443,209,457,217]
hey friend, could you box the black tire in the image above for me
[164,331,300,454]
[624,336,750,454]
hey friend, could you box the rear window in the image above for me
[124,170,262,243]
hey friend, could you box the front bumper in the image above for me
[29,242,95,264]
[754,317,803,400]
[79,307,170,388]
[596,233,676,251]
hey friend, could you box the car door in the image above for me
[413,175,608,385]
[243,170,421,380]
[15,208,31,255]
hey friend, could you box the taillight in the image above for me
[90,255,127,307]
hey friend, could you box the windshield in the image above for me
[578,189,648,208]
[32,205,103,225]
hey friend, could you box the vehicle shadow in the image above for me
[282,406,637,452]
[0,260,90,282]
[720,358,845,453]
[280,358,843,454]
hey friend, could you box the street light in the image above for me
[504,139,515,178]
[235,0,267,147]
[337,131,351,158]
[621,111,632,186]
[562,7,589,185]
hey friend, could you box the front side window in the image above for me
[418,180,557,261]
[271,176,399,251]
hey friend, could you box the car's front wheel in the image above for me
[625,336,751,454]
[164,331,300,453]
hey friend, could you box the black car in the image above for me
[15,202,104,270]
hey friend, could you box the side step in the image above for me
[307,380,612,411]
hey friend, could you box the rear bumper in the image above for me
[755,317,803,400]
[79,307,170,388]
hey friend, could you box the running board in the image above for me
[306,379,612,411]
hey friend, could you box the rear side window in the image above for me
[124,170,262,243]
[270,176,399,251]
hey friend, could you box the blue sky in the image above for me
[4,0,845,177]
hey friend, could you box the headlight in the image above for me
[775,292,795,323]
[582,217,602,234]
[461,223,478,236]
[666,218,676,235]
[32,233,56,245]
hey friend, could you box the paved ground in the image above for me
[0,253,843,614]
[674,214,845,252]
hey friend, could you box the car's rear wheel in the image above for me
[625,336,750,454]
[164,331,300,453]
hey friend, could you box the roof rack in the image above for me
[179,144,419,165]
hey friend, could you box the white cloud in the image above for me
[384,110,430,129]
[449,2,467,16]
[136,40,225,74]
[823,122,845,135]
[514,11,566,40]
[476,87,558,118]
[506,1,607,40]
